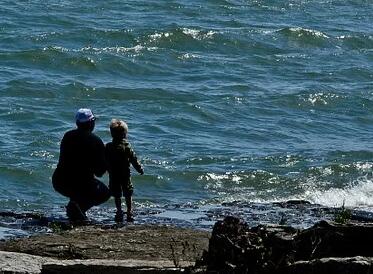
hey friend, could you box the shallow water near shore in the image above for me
[2,200,373,240]
[0,1,372,238]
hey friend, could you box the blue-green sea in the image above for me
[0,1,372,237]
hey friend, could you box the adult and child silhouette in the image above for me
[52,108,144,223]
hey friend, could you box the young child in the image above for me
[105,119,144,222]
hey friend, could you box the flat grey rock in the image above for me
[0,251,190,274]
[0,251,55,274]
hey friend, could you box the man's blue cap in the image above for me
[75,108,96,123]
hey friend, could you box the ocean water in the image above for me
[0,1,372,234]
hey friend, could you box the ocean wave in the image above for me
[1,44,160,75]
[299,92,342,107]
[28,27,157,55]
[178,53,200,60]
[264,154,304,168]
[193,155,373,206]
[27,27,217,56]
[181,28,217,40]
[304,177,373,209]
[2,47,97,71]
[277,27,373,51]
[80,45,158,54]
[147,28,216,42]
[198,170,283,190]
[140,27,218,51]
[305,162,373,182]
[337,34,373,50]
[278,27,330,46]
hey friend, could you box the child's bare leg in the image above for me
[114,197,122,212]
[114,197,124,222]
[125,195,132,215]
[125,195,134,222]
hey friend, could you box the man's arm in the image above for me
[93,136,107,177]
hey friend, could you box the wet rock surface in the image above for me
[3,200,369,239]
[193,216,373,274]
[0,224,209,263]
[0,224,210,274]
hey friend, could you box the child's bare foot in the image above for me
[126,212,134,222]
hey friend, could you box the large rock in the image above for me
[0,251,188,274]
[0,225,209,263]
[195,216,373,274]
[0,251,54,274]
[42,259,187,274]
[0,224,210,274]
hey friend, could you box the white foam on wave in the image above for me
[199,172,244,190]
[182,28,216,40]
[178,53,200,60]
[43,46,68,52]
[288,27,329,39]
[86,45,147,53]
[303,177,373,210]
[149,32,172,41]
[147,29,216,43]
[303,92,341,106]
[197,170,373,213]
[44,45,158,54]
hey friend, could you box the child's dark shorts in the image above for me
[109,179,134,198]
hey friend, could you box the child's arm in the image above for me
[128,146,144,175]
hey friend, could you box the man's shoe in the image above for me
[66,201,88,222]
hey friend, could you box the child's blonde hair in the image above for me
[110,119,128,139]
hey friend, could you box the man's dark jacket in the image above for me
[53,128,106,192]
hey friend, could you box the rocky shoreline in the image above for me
[1,202,373,274]
[0,224,210,273]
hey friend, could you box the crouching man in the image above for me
[52,108,110,222]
